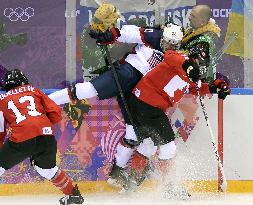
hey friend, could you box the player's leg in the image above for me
[48,62,142,105]
[145,111,178,186]
[151,113,176,177]
[127,138,157,188]
[48,81,97,105]
[32,135,84,205]
[113,95,159,190]
[107,124,138,188]
[0,140,30,178]
[98,68,142,187]
[89,62,142,100]
[153,119,190,200]
[124,95,176,189]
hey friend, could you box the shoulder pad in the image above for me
[143,28,163,51]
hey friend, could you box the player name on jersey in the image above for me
[0,85,35,100]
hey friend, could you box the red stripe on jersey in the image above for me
[139,28,152,48]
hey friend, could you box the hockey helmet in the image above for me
[160,23,184,52]
[4,69,29,91]
[90,3,120,32]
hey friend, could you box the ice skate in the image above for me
[120,162,152,193]
[107,163,129,189]
[59,185,84,205]
[120,171,139,193]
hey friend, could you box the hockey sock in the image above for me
[115,143,134,168]
[51,170,74,195]
[130,151,149,175]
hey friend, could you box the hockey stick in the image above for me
[102,45,136,128]
[210,31,237,69]
[214,32,237,63]
[196,86,227,192]
[193,33,237,192]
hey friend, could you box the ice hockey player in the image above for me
[0,69,84,205]
[109,47,231,191]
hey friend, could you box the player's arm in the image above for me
[88,3,145,45]
[37,89,62,124]
[89,25,146,45]
[117,25,146,44]
[188,81,211,96]
[188,79,230,100]
[0,111,6,148]
[180,53,230,99]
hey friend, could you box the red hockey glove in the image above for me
[209,79,231,100]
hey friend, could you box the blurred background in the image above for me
[0,0,252,88]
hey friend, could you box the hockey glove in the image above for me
[89,27,121,45]
[182,58,201,82]
[209,79,231,100]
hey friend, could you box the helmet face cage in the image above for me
[4,69,29,91]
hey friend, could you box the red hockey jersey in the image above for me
[0,84,62,143]
[132,50,211,111]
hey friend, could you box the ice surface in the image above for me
[1,193,253,205]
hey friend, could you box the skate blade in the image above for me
[119,188,127,194]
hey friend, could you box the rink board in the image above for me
[0,93,253,195]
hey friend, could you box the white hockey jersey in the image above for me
[117,25,164,74]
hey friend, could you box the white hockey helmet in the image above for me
[160,23,184,52]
